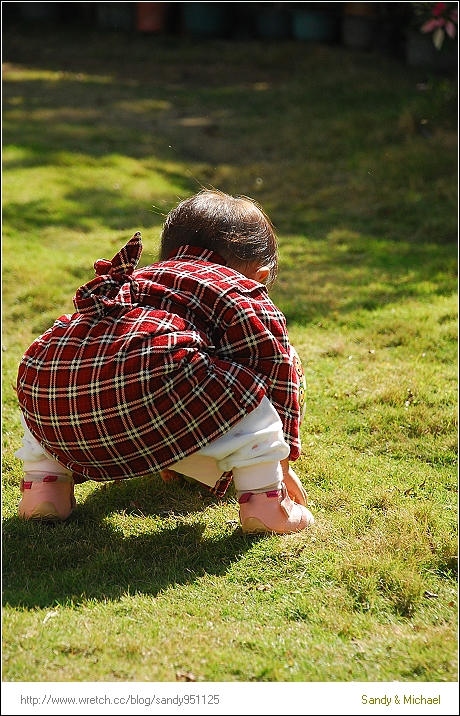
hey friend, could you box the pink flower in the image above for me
[421,17,446,32]
[445,19,456,37]
[416,2,458,48]
[432,2,448,16]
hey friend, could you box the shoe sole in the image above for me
[241,513,314,535]
[241,517,275,534]
[18,501,71,521]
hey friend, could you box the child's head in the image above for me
[160,190,278,288]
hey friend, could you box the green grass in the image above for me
[2,25,458,683]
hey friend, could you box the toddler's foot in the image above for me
[159,468,181,483]
[18,477,75,521]
[239,483,314,535]
[160,468,199,486]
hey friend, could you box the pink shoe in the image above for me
[18,476,75,521]
[239,483,314,535]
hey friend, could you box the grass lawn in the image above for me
[2,24,458,685]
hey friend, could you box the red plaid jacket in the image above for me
[17,234,302,495]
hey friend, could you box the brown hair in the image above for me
[160,190,278,288]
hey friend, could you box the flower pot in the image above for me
[97,3,135,31]
[19,2,60,22]
[341,15,378,50]
[343,2,379,17]
[292,10,339,43]
[256,9,291,40]
[136,2,167,33]
[181,2,228,37]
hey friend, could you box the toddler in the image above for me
[15,190,313,534]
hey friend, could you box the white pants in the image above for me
[15,397,289,492]
[15,414,72,478]
[169,396,289,492]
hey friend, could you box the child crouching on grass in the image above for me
[15,190,314,534]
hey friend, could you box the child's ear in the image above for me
[253,266,270,284]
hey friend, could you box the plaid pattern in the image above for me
[17,234,302,493]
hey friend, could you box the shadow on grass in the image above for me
[3,30,457,247]
[2,477,253,611]
[2,191,164,235]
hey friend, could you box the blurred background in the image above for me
[2,1,458,323]
[2,2,458,69]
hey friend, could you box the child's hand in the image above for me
[160,468,181,483]
[281,459,308,506]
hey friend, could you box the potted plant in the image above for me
[180,2,230,38]
[96,2,135,31]
[341,2,382,51]
[136,2,168,34]
[18,2,61,23]
[407,2,458,70]
[291,2,341,43]
[255,2,292,40]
